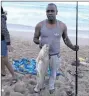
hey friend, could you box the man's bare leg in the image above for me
[1,57,6,76]
[3,56,16,79]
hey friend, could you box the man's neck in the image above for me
[47,19,57,24]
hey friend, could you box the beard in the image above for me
[47,15,55,21]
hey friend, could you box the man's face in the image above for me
[46,5,57,21]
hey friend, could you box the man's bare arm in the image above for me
[62,23,78,51]
[33,23,41,44]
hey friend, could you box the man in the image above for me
[33,3,79,94]
[1,7,17,85]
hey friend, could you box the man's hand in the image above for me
[7,45,13,52]
[72,45,79,51]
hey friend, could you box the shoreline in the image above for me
[10,30,89,46]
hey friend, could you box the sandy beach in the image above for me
[1,31,89,96]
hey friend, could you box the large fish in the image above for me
[34,44,49,92]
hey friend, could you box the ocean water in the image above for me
[2,2,89,38]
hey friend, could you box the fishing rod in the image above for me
[75,1,78,96]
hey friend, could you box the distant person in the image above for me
[1,6,17,85]
[33,3,79,94]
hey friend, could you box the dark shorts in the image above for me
[1,40,8,56]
